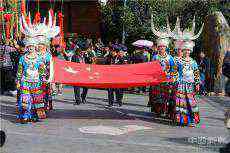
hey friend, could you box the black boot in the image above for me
[74,100,81,105]
[118,102,122,107]
[81,94,86,104]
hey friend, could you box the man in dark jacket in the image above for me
[107,49,126,107]
[73,46,96,104]
[71,48,86,105]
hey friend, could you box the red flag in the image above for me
[50,57,168,88]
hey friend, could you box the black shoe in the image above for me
[107,104,113,107]
[74,101,80,105]
[81,94,86,103]
[81,99,86,104]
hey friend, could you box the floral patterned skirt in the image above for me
[150,82,176,116]
[175,81,199,126]
[16,81,46,123]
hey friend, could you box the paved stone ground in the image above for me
[0,87,229,153]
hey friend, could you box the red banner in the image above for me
[50,57,168,88]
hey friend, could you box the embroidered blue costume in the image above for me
[16,51,46,122]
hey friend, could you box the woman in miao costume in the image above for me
[15,13,51,123]
[150,15,176,117]
[36,10,60,112]
[172,17,185,123]
[177,41,200,127]
[16,38,46,123]
[173,17,203,126]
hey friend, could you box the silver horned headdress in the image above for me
[172,16,204,50]
[151,14,172,47]
[20,10,60,46]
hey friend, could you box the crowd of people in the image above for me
[0,11,229,127]
[1,32,220,97]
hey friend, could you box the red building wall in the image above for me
[29,1,101,37]
[69,1,101,36]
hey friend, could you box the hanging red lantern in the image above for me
[4,13,13,39]
[58,11,64,47]
[8,0,19,39]
[21,0,26,16]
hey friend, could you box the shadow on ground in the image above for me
[53,98,175,126]
[48,108,136,120]
[1,97,177,126]
[55,97,149,108]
